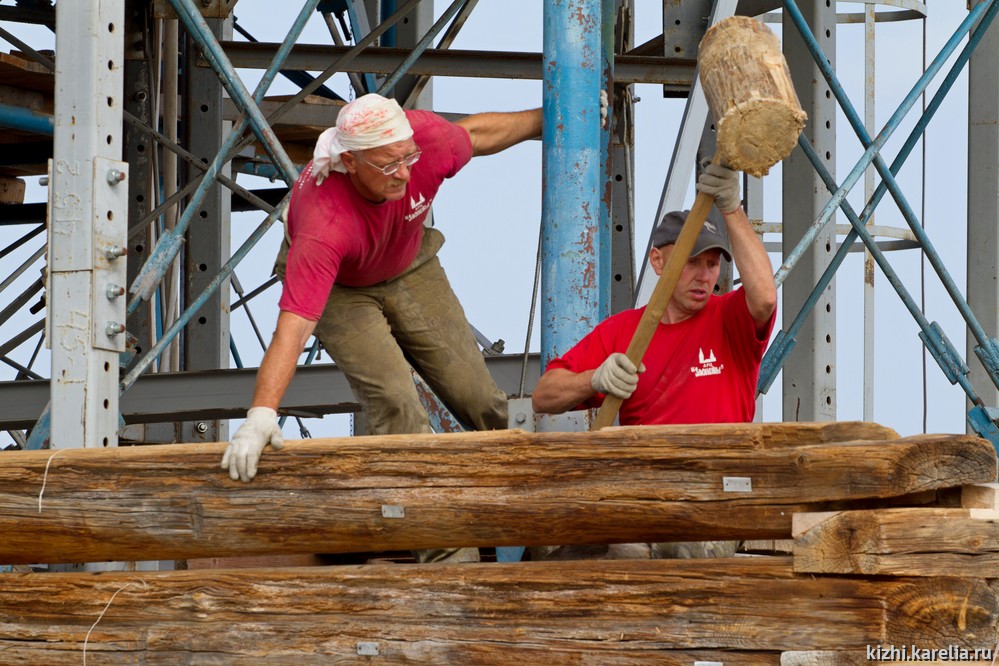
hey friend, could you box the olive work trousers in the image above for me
[276,228,508,564]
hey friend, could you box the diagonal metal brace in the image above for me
[128,229,185,302]
[918,322,970,386]
[757,329,795,396]
[974,338,999,389]
[967,405,999,454]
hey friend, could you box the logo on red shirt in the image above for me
[691,347,723,377]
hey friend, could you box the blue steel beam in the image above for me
[541,0,608,369]
[127,0,317,314]
[778,0,999,390]
[0,103,52,135]
[760,0,999,397]
[120,196,291,393]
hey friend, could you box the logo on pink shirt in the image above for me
[405,190,431,222]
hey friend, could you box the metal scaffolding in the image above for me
[0,0,996,451]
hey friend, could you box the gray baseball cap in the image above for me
[651,209,732,261]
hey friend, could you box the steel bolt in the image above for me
[195,422,208,434]
[106,284,125,299]
[106,322,126,336]
[104,246,127,261]
[515,413,527,424]
[106,169,126,185]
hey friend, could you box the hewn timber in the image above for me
[0,558,994,664]
[793,507,999,576]
[0,426,990,565]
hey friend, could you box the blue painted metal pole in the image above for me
[782,0,999,363]
[381,0,398,47]
[376,0,468,95]
[128,0,316,313]
[0,103,53,135]
[775,0,992,287]
[541,0,607,370]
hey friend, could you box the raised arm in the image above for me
[696,164,777,334]
[724,205,777,333]
[455,108,542,157]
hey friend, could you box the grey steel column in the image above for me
[609,0,634,314]
[181,17,231,443]
[48,0,128,449]
[967,0,999,419]
[782,0,837,422]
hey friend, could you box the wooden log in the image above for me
[0,426,991,564]
[698,16,807,177]
[0,175,25,204]
[793,507,999,576]
[0,558,995,663]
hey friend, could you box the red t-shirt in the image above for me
[546,289,775,425]
[278,110,473,320]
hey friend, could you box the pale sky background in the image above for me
[0,1,985,445]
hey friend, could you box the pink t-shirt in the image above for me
[546,289,775,425]
[278,110,473,320]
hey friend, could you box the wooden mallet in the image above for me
[592,16,806,430]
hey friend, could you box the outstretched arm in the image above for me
[221,310,317,482]
[250,310,318,410]
[455,108,542,157]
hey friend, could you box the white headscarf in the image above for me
[311,94,414,185]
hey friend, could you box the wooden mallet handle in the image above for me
[591,163,718,431]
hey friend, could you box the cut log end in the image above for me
[717,100,807,177]
[698,16,807,177]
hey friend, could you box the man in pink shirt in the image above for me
[222,95,542,515]
[531,164,776,559]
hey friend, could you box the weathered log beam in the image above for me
[0,424,990,564]
[793,507,999,576]
[0,558,994,663]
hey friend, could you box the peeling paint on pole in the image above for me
[541,0,608,370]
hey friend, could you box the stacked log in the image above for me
[0,422,996,663]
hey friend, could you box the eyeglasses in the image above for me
[355,150,422,176]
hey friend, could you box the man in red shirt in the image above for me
[222,94,541,504]
[532,166,776,425]
[531,164,776,559]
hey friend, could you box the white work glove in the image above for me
[696,163,741,214]
[600,89,609,128]
[221,406,284,482]
[591,352,645,400]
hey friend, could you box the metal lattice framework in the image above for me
[0,0,995,451]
